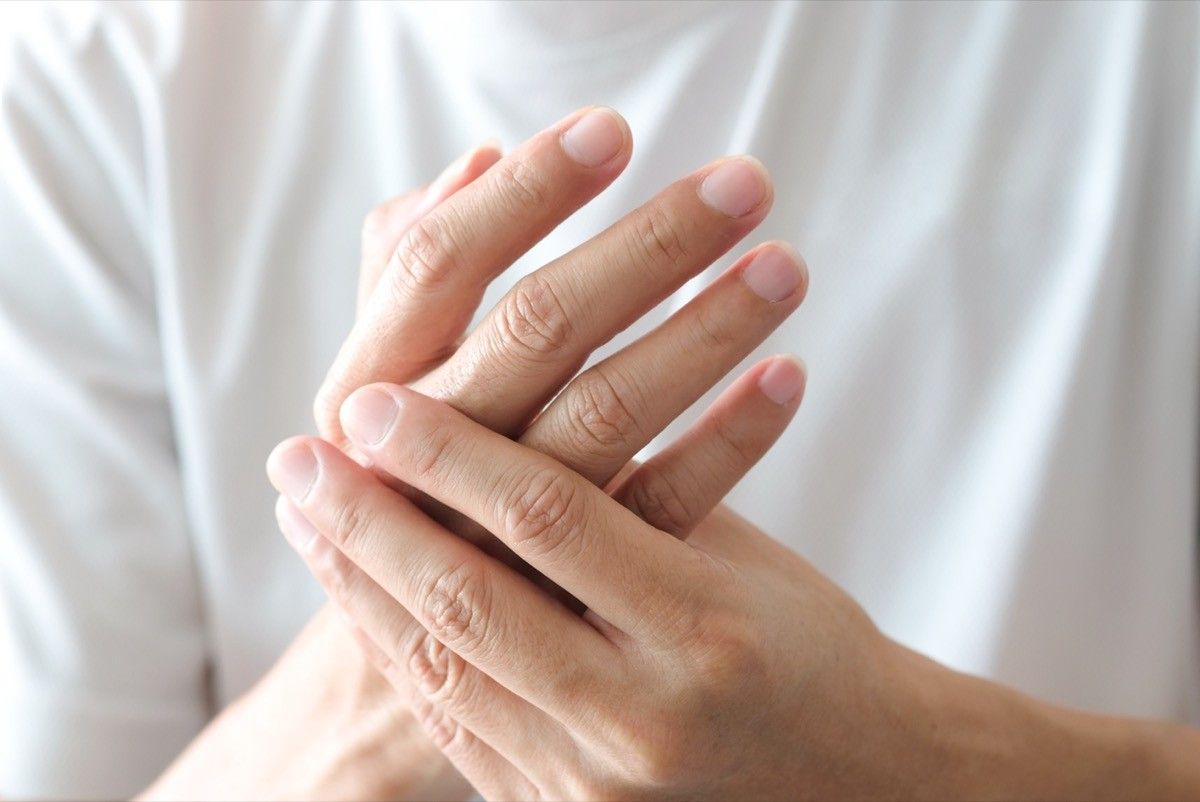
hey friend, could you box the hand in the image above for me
[313,105,805,597]
[269,386,885,801]
[271,386,1200,801]
[155,106,810,799]
[140,606,473,802]
[141,144,504,802]
[265,104,817,798]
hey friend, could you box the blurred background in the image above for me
[0,1,1196,798]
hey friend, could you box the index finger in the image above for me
[316,106,632,443]
[339,383,706,637]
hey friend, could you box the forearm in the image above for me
[893,644,1200,800]
[139,607,470,802]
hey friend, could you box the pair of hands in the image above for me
[145,105,812,801]
[263,107,917,801]
[150,107,1200,801]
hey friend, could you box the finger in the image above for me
[267,437,621,722]
[317,106,632,443]
[406,695,541,802]
[338,385,702,634]
[275,497,573,787]
[520,241,806,486]
[349,613,540,802]
[336,621,536,802]
[357,142,503,315]
[415,154,774,437]
[614,355,806,539]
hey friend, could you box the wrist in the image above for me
[888,642,1200,800]
[141,606,469,802]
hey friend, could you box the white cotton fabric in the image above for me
[0,1,1197,797]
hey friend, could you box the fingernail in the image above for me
[277,497,318,552]
[698,157,768,217]
[272,444,319,501]
[341,388,399,446]
[758,357,805,405]
[560,107,625,167]
[742,246,802,302]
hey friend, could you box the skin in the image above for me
[273,383,1200,802]
[144,107,808,799]
[265,111,1200,800]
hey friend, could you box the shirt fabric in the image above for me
[1,1,1198,797]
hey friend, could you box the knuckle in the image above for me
[563,368,640,450]
[608,717,693,789]
[407,420,459,481]
[410,695,466,752]
[710,413,759,467]
[674,572,764,680]
[623,465,694,535]
[417,562,492,654]
[630,203,689,271]
[404,629,470,702]
[642,556,733,651]
[493,156,552,212]
[501,468,585,561]
[495,275,574,359]
[691,305,739,351]
[691,610,764,683]
[390,214,463,293]
[325,492,373,555]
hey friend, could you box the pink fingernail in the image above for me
[560,107,626,167]
[758,357,805,405]
[698,157,769,217]
[270,444,319,501]
[742,246,802,302]
[341,388,399,446]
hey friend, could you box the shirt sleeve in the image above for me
[0,6,209,798]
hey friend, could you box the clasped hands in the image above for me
[267,107,920,800]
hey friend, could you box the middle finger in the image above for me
[413,155,774,436]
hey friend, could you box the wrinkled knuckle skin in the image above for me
[623,466,694,535]
[692,305,739,352]
[405,629,470,703]
[326,493,371,555]
[631,203,689,271]
[418,563,491,654]
[410,695,465,752]
[408,422,458,481]
[391,215,461,293]
[496,276,574,360]
[494,156,552,213]
[502,469,585,561]
[711,413,760,467]
[564,370,640,451]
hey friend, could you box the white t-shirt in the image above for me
[1,1,1197,797]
